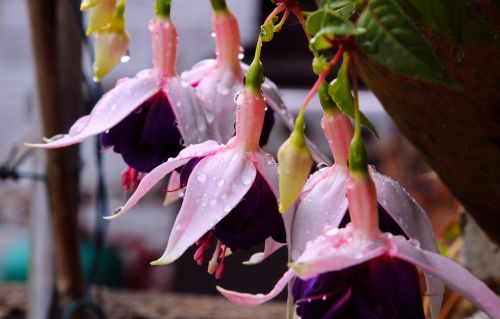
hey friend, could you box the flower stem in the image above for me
[155,0,171,19]
[210,0,227,12]
[348,51,361,140]
[299,47,344,114]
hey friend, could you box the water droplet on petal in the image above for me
[196,172,207,183]
[120,50,130,63]
[114,206,123,214]
[211,32,216,38]
[322,295,327,301]
[238,46,245,60]
[223,205,231,213]
[241,175,253,185]
[316,162,328,170]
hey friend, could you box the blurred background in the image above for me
[0,0,491,318]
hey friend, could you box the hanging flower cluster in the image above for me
[29,0,500,317]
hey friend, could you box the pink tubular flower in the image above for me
[106,60,291,277]
[181,3,329,165]
[218,138,500,318]
[28,15,210,177]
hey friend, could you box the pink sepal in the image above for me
[29,72,160,148]
[151,148,256,265]
[390,236,500,319]
[106,141,223,219]
[243,237,285,265]
[291,165,349,260]
[217,269,296,307]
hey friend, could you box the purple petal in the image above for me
[29,72,160,148]
[390,236,500,319]
[151,148,256,265]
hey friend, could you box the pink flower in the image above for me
[218,155,500,318]
[181,5,327,165]
[106,63,291,277]
[28,17,210,175]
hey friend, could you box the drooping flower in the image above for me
[28,8,210,179]
[218,140,500,319]
[106,59,290,278]
[180,0,328,164]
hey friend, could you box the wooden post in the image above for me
[27,0,84,315]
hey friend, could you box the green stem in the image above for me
[155,0,171,19]
[245,36,264,91]
[348,51,361,140]
[210,0,227,12]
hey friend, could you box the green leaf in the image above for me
[328,55,379,138]
[356,0,459,88]
[395,0,452,36]
[305,9,325,35]
[310,10,365,51]
[450,0,500,46]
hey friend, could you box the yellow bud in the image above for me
[93,30,129,81]
[81,0,103,11]
[86,0,115,35]
[277,112,313,213]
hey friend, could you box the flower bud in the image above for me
[92,0,129,82]
[278,112,313,213]
[80,0,103,11]
[93,31,129,81]
[86,0,115,35]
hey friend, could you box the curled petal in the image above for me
[370,169,444,317]
[181,59,217,86]
[151,148,256,265]
[217,269,296,306]
[243,237,285,265]
[291,165,349,260]
[28,73,160,148]
[107,141,223,219]
[165,77,211,145]
[249,151,279,199]
[390,236,500,319]
[195,65,242,143]
[293,227,388,279]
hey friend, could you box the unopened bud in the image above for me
[86,0,115,35]
[278,112,313,213]
[93,31,129,81]
[81,0,103,11]
[92,0,129,81]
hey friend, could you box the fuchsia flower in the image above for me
[28,14,210,177]
[217,110,500,318]
[107,61,291,278]
[181,4,296,147]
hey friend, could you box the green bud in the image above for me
[81,0,103,11]
[245,58,264,92]
[318,81,338,112]
[348,136,368,174]
[312,55,330,75]
[86,0,115,35]
[260,23,274,42]
[277,112,313,213]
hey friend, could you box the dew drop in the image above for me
[316,162,328,170]
[49,134,68,141]
[241,175,253,185]
[217,179,225,187]
[211,32,216,38]
[322,295,327,301]
[179,138,185,146]
[238,46,245,60]
[223,205,231,213]
[114,206,124,214]
[196,172,207,182]
[209,199,217,206]
[120,50,131,63]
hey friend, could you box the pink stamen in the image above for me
[215,245,228,279]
